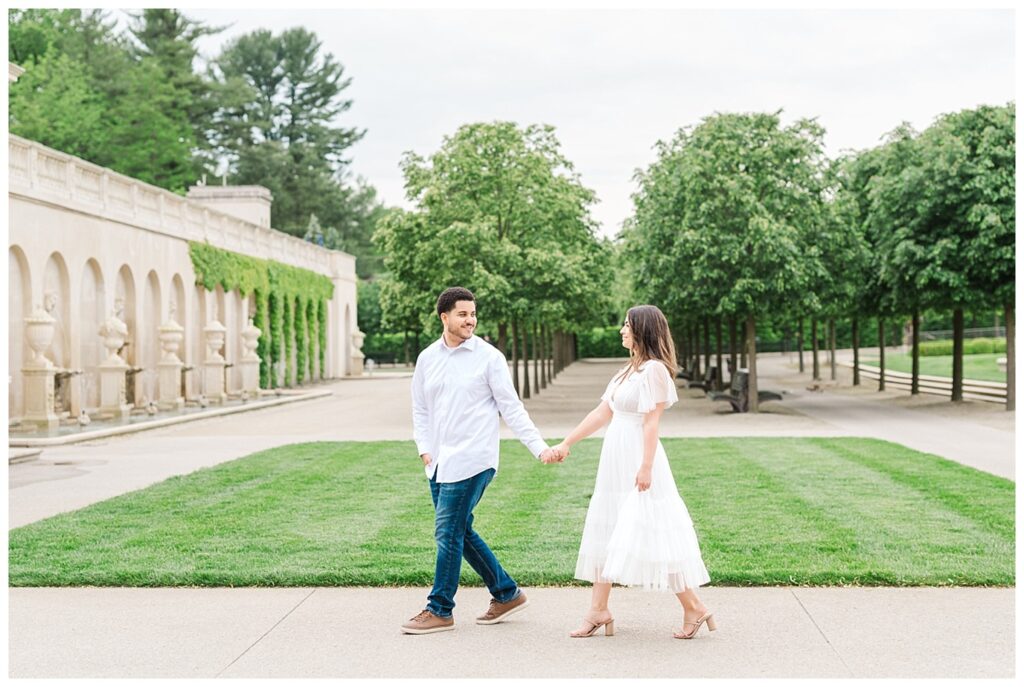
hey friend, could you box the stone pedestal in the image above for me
[203,320,227,404]
[98,360,131,420]
[98,312,132,420]
[157,319,185,410]
[21,308,59,430]
[239,318,262,395]
[21,366,59,431]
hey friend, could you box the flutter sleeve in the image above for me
[636,361,678,414]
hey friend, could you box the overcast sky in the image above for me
[174,7,1014,239]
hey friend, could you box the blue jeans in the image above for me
[426,467,520,618]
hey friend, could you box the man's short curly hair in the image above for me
[436,286,476,316]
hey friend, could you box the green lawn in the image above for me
[862,353,1006,383]
[8,438,1014,587]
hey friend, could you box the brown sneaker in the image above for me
[401,609,455,635]
[476,592,529,625]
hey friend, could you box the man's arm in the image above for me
[487,352,549,460]
[411,359,433,465]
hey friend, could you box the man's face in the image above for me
[441,300,477,342]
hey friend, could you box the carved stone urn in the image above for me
[159,319,185,363]
[241,318,261,362]
[99,314,129,364]
[24,307,57,368]
[204,319,227,363]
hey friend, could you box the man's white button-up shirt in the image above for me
[412,334,548,483]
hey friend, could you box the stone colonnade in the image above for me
[8,134,363,429]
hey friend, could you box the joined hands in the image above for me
[540,442,571,464]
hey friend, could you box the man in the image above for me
[401,286,562,634]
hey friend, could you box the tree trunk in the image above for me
[829,318,837,381]
[811,319,820,381]
[715,317,724,391]
[878,317,886,392]
[746,314,759,413]
[533,322,541,395]
[511,320,520,397]
[1006,303,1015,411]
[911,310,920,395]
[692,323,702,378]
[728,317,737,384]
[952,308,964,402]
[703,315,712,373]
[797,317,805,373]
[852,317,860,386]
[522,322,531,399]
[497,322,508,356]
[739,322,748,369]
[540,324,548,389]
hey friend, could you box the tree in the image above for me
[627,111,828,411]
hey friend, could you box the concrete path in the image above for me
[7,355,1016,678]
[8,586,1013,678]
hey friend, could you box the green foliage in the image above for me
[920,338,1006,357]
[376,122,612,344]
[296,297,308,384]
[317,300,327,379]
[8,9,204,193]
[577,327,629,358]
[188,242,331,388]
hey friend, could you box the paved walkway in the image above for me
[7,355,1016,678]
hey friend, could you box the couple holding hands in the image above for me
[403,287,714,640]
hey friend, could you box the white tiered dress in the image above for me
[574,360,711,592]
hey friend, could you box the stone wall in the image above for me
[8,134,362,423]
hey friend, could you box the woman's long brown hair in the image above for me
[615,304,678,381]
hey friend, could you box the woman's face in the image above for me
[619,317,634,351]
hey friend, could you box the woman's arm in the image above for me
[635,402,666,491]
[550,401,613,459]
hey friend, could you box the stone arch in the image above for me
[79,259,106,410]
[8,246,32,419]
[192,283,208,397]
[43,251,71,369]
[171,274,187,364]
[141,270,161,404]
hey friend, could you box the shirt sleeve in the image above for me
[636,361,678,414]
[487,351,548,459]
[411,356,432,457]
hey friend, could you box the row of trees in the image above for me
[8,9,385,277]
[625,104,1014,410]
[372,121,616,397]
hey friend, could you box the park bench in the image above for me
[687,365,718,391]
[677,356,699,380]
[707,370,783,413]
[364,352,398,367]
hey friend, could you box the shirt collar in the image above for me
[438,334,478,353]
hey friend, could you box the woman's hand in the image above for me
[552,442,570,462]
[635,465,652,491]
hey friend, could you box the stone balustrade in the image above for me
[8,135,356,282]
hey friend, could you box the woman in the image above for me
[551,305,714,639]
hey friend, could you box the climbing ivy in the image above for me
[318,299,328,379]
[296,297,308,384]
[188,241,334,388]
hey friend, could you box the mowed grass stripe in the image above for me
[737,438,1010,585]
[8,438,1014,587]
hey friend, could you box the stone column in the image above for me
[98,313,131,421]
[157,318,185,410]
[203,319,227,404]
[21,307,60,431]
[239,318,262,396]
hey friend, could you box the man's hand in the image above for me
[540,444,569,464]
[420,453,432,467]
